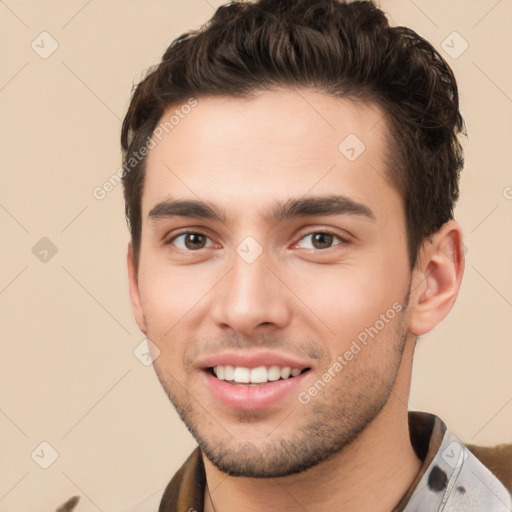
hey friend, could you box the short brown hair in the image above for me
[121,0,465,268]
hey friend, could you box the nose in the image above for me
[211,250,292,337]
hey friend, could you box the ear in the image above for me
[127,243,148,334]
[408,220,465,336]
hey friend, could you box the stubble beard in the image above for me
[153,301,410,478]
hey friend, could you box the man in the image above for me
[116,0,512,511]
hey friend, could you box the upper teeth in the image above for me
[213,365,303,383]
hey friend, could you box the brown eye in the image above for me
[296,231,346,250]
[311,233,334,249]
[169,232,213,251]
[184,233,207,249]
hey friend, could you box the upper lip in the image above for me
[197,351,313,370]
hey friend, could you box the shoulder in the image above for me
[466,442,512,495]
[419,429,512,510]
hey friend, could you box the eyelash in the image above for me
[164,229,350,252]
[295,230,350,250]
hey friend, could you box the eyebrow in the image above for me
[148,195,375,225]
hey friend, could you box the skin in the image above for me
[127,88,465,512]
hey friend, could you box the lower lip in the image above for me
[203,370,308,410]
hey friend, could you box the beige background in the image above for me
[1,0,511,511]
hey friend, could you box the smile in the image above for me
[210,365,308,384]
[203,364,311,410]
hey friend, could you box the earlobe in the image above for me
[127,243,148,334]
[408,220,465,336]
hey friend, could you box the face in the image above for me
[130,89,414,478]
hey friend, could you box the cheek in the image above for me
[137,259,212,325]
[291,257,408,342]
[137,270,192,374]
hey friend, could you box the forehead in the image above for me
[142,88,399,223]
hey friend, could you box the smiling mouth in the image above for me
[207,365,311,385]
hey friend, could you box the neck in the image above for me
[203,341,421,512]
